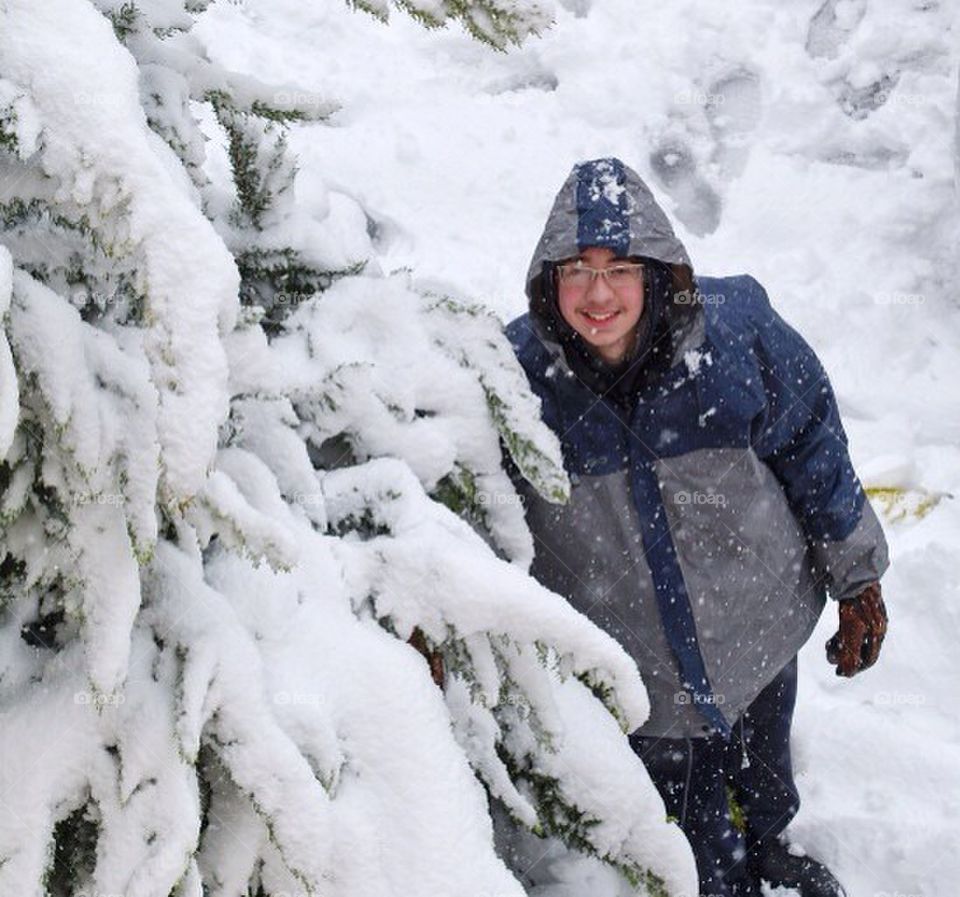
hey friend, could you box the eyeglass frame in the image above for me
[554,257,646,291]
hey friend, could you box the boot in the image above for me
[747,834,846,897]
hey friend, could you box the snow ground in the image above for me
[197,2,960,895]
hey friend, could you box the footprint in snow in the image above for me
[704,67,763,181]
[650,67,762,237]
[649,140,723,238]
[805,0,902,121]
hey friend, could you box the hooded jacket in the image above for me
[504,158,889,738]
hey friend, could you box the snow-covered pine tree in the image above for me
[346,0,553,49]
[0,2,696,896]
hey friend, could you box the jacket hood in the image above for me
[526,157,696,303]
[524,157,702,397]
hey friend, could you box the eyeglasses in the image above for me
[556,260,644,290]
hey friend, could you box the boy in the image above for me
[504,157,889,897]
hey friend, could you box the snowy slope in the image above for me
[197,2,960,895]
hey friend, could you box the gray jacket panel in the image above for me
[517,468,711,735]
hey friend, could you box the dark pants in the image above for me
[629,656,801,897]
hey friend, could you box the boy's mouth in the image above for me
[581,309,620,323]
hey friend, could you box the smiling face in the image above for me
[556,246,645,365]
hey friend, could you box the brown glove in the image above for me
[407,626,445,689]
[825,581,887,677]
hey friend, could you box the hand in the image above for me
[826,581,887,677]
[407,626,445,689]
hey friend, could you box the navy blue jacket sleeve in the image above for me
[746,277,889,599]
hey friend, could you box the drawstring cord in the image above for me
[740,716,751,769]
[680,737,693,828]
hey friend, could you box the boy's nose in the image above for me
[586,272,615,300]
